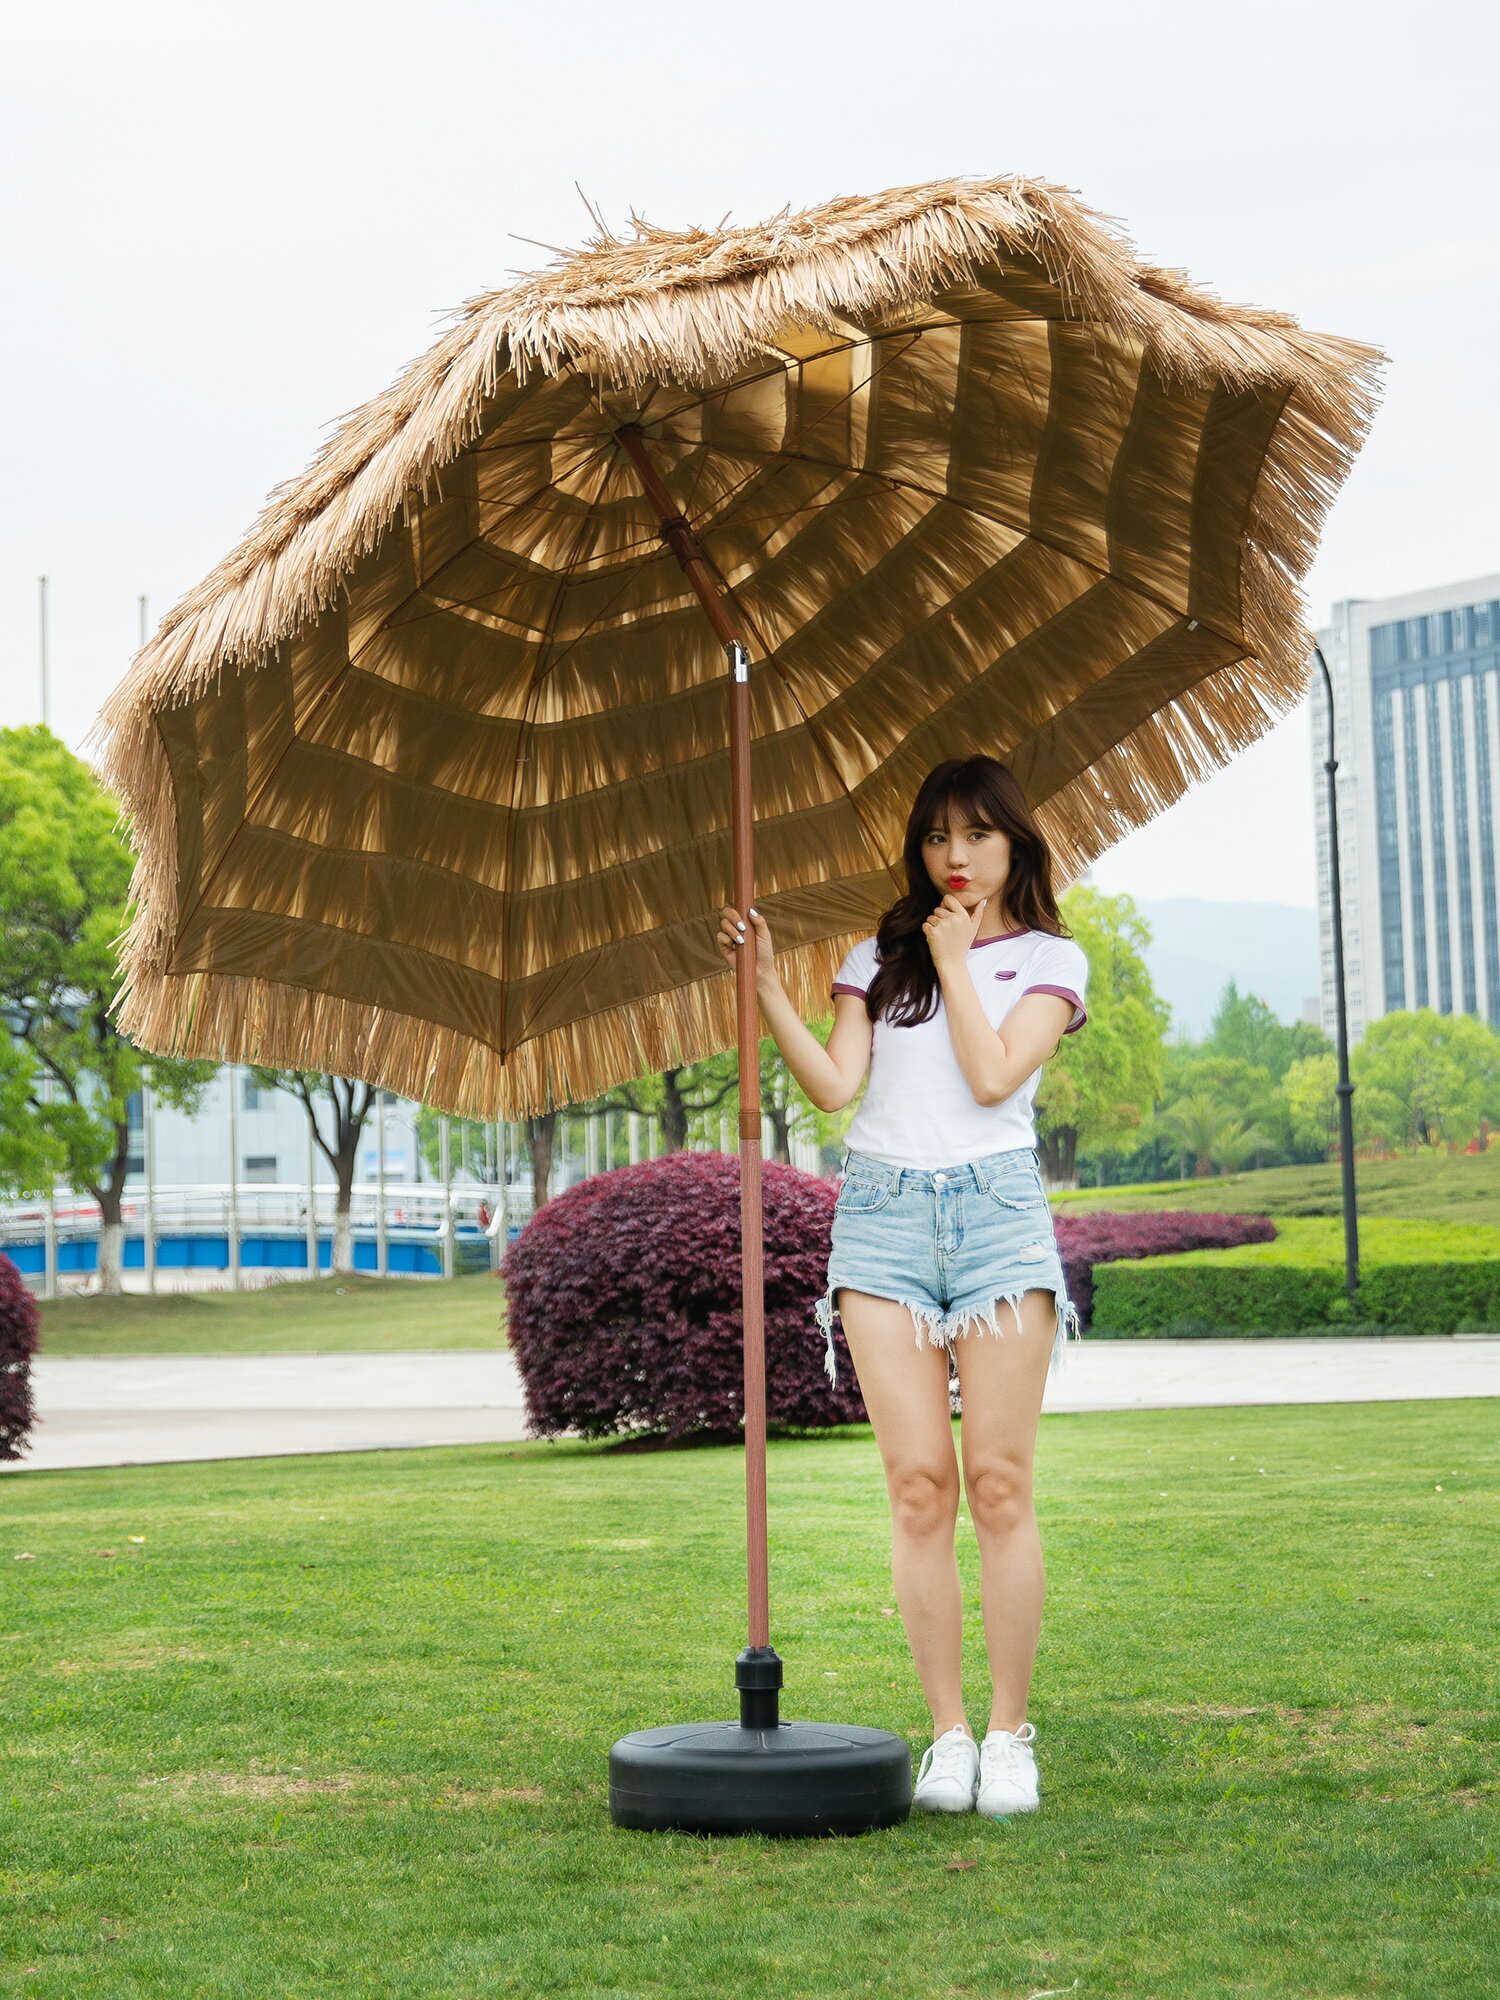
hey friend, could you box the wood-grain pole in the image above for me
[616,425,771,1652]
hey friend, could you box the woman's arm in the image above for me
[925,893,1074,1106]
[718,906,873,1114]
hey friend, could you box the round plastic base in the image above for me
[609,1720,912,1836]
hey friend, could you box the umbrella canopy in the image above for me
[98,175,1380,1119]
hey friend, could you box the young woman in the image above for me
[717,755,1087,1820]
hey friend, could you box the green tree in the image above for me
[1205,982,1330,1084]
[1282,1051,1340,1156]
[1349,1009,1500,1152]
[755,1020,855,1168]
[247,1070,378,1274]
[1035,887,1169,1187]
[564,1060,739,1171]
[0,727,215,1291]
[1151,1093,1269,1177]
[0,1036,58,1197]
[1158,1050,1291,1162]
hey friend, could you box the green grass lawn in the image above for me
[1056,1149,1500,1227]
[5,1401,1497,1997]
[35,1273,507,1357]
[1138,1214,1500,1266]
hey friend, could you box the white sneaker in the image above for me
[913,1726,979,1813]
[978,1722,1040,1816]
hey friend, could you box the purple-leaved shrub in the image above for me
[1053,1210,1278,1327]
[0,1252,39,1460]
[504,1152,866,1441]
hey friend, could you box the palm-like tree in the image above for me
[1153,1094,1267,1178]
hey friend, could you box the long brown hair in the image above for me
[865,757,1067,1028]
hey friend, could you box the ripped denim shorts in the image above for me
[813,1145,1078,1386]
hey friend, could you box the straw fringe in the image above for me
[112,932,865,1122]
[96,175,1380,737]
[93,173,1382,1117]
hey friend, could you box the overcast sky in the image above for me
[5,0,1496,910]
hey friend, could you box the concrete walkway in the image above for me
[9,1337,1500,1472]
[13,1352,529,1472]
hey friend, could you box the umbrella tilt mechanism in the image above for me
[607,424,912,1835]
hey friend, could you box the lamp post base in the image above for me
[608,1648,912,1837]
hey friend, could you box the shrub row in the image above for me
[1092,1257,1500,1336]
[504,1152,865,1441]
[1051,1210,1277,1326]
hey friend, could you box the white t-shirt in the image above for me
[831,928,1089,1171]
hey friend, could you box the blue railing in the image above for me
[0,1232,502,1276]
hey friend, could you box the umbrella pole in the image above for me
[606,428,909,1838]
[615,427,773,1675]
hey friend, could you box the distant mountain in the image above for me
[1129,899,1320,1037]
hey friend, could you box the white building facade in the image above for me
[1314,572,1500,1038]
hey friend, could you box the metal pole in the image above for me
[1313,645,1360,1305]
[376,1092,388,1277]
[440,1115,454,1280]
[142,1079,157,1296]
[306,1117,319,1276]
[38,576,49,729]
[138,594,149,648]
[227,1066,241,1289]
[617,422,771,1656]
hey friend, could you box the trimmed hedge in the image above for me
[1360,1262,1500,1331]
[1052,1210,1277,1326]
[1091,1216,1500,1335]
[503,1152,865,1441]
[0,1252,38,1459]
[1092,1260,1341,1334]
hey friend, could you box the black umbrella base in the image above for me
[608,1647,912,1837]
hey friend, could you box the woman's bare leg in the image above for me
[951,1290,1057,1733]
[838,1289,968,1735]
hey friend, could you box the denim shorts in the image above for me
[814,1145,1077,1386]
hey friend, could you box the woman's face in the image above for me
[921,809,1013,916]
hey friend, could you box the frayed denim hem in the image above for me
[815,1282,1080,1387]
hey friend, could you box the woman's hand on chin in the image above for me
[922,894,986,977]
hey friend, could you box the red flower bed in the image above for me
[504,1152,866,1441]
[0,1252,38,1460]
[1053,1210,1277,1327]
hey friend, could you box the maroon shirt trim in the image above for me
[1022,984,1087,1032]
[831,982,868,998]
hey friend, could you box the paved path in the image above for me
[14,1352,529,1471]
[10,1337,1500,1472]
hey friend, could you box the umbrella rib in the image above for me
[158,445,622,974]
[631,488,903,906]
[342,443,621,666]
[496,448,620,1064]
[709,442,1249,654]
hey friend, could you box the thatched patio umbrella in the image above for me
[98,175,1379,1831]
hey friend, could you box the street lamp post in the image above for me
[1313,644,1360,1307]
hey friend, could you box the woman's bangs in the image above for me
[930,780,1000,836]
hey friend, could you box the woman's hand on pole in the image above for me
[922,894,986,976]
[715,903,867,1112]
[718,905,781,994]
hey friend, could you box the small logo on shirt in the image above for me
[994,969,1017,980]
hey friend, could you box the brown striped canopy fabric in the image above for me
[97,177,1381,1118]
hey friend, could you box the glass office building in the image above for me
[1313,573,1500,1037]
